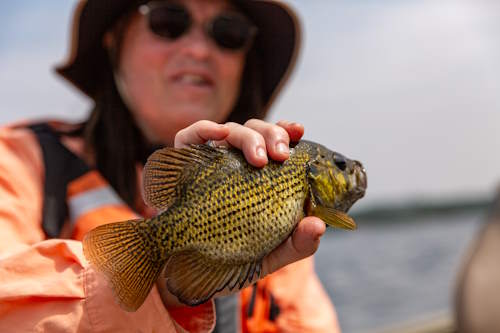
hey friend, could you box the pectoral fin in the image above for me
[313,206,357,230]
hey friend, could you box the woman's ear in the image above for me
[103,30,121,71]
[103,31,115,50]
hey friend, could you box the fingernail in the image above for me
[276,142,289,155]
[256,147,267,159]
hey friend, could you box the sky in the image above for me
[1,0,499,209]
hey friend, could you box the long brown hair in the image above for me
[83,19,263,209]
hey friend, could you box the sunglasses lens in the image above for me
[211,15,255,50]
[145,3,256,51]
[149,4,190,39]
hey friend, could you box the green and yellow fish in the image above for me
[83,140,367,311]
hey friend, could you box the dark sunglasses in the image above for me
[139,2,258,51]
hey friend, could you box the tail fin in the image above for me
[83,219,163,311]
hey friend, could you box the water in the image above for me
[315,211,486,333]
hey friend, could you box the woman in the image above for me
[0,0,340,332]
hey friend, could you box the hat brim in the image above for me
[56,0,301,113]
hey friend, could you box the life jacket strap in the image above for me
[28,123,89,238]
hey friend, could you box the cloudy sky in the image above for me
[1,0,499,208]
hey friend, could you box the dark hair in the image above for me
[83,23,263,208]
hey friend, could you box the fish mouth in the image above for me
[351,160,367,198]
[356,161,367,191]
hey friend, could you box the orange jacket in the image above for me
[0,123,340,332]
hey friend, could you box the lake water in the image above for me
[315,210,486,333]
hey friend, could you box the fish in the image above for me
[83,140,367,311]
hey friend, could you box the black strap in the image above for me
[269,293,280,321]
[214,283,280,333]
[246,284,281,321]
[246,284,258,318]
[28,123,90,238]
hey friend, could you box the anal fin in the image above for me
[164,250,260,306]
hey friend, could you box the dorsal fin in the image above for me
[143,144,224,211]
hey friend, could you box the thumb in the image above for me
[262,217,326,276]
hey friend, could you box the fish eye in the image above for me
[334,154,347,171]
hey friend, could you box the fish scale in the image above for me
[152,149,309,260]
[83,140,367,310]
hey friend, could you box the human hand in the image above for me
[156,119,326,307]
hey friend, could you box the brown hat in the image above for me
[56,0,301,115]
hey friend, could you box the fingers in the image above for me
[276,120,304,143]
[174,119,305,168]
[244,119,291,162]
[174,120,230,148]
[233,119,304,165]
[262,217,326,276]
[216,122,267,167]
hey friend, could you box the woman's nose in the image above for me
[179,26,212,60]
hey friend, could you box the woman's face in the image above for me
[115,0,247,145]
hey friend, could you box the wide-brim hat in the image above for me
[56,0,301,116]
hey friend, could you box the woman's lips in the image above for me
[171,71,214,89]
